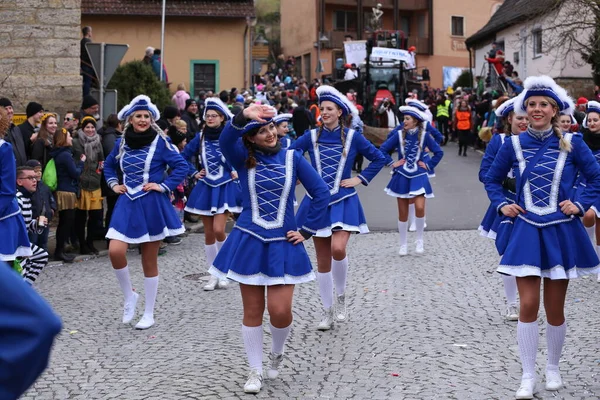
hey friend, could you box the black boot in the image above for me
[54,250,75,263]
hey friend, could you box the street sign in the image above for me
[86,43,129,88]
[90,89,118,121]
[12,113,27,125]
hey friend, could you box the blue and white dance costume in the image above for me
[578,101,600,220]
[210,112,330,286]
[405,98,443,178]
[485,125,600,278]
[105,95,188,331]
[105,134,188,243]
[183,98,242,217]
[0,139,31,261]
[478,98,522,240]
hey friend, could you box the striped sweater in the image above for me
[16,190,43,234]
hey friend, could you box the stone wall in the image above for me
[0,0,82,117]
[555,77,595,101]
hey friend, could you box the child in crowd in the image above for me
[25,160,56,251]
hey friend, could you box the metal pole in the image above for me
[100,43,105,121]
[160,0,166,81]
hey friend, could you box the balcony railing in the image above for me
[324,0,429,10]
[323,30,431,56]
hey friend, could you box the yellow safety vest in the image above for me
[437,100,450,118]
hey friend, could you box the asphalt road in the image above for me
[296,142,489,232]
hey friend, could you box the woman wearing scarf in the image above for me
[104,95,188,330]
[72,116,104,255]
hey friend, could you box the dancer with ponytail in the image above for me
[578,101,600,282]
[273,113,294,149]
[478,96,528,321]
[293,85,386,330]
[210,104,329,393]
[379,104,443,255]
[105,95,188,330]
[183,98,241,291]
[484,76,600,398]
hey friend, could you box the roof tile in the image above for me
[82,0,255,19]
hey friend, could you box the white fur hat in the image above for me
[118,95,160,121]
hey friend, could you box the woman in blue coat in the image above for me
[379,105,443,255]
[105,95,188,330]
[478,96,527,322]
[273,113,294,149]
[212,104,329,394]
[484,76,600,398]
[293,85,386,330]
[0,106,31,263]
[182,98,241,291]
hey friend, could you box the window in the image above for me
[417,14,426,38]
[190,60,219,98]
[451,16,464,37]
[532,29,542,57]
[513,51,520,64]
[400,16,411,35]
[334,10,357,31]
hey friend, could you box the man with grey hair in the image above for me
[143,46,155,65]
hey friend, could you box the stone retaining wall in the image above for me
[0,0,82,117]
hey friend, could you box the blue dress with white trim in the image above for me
[574,147,600,217]
[104,132,188,243]
[292,126,387,236]
[209,119,330,286]
[379,125,443,199]
[0,140,31,261]
[478,133,516,240]
[280,135,295,150]
[182,130,242,216]
[485,129,600,279]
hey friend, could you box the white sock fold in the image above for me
[114,266,134,301]
[331,257,349,296]
[546,321,566,369]
[415,217,425,241]
[143,276,159,318]
[216,239,225,252]
[317,271,334,309]
[596,245,600,260]
[408,204,416,226]
[397,220,408,247]
[502,275,518,306]
[518,320,539,378]
[242,325,264,373]
[270,323,291,355]
[585,225,595,244]
[204,243,218,270]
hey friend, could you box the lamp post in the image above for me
[160,0,166,82]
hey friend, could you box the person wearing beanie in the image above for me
[574,97,589,124]
[72,116,104,256]
[0,97,27,167]
[18,102,44,158]
[81,95,99,119]
[209,104,329,394]
[157,106,179,131]
[181,99,199,141]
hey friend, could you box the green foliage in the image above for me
[107,61,172,112]
[453,70,473,90]
[255,0,279,17]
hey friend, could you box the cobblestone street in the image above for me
[23,230,600,399]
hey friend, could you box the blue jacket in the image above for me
[220,119,330,240]
[379,126,443,178]
[50,146,84,194]
[479,133,516,202]
[485,130,600,226]
[182,131,234,187]
[104,133,188,201]
[292,125,386,205]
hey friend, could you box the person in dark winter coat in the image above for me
[98,114,122,230]
[18,102,44,158]
[157,106,179,131]
[0,98,27,167]
[181,99,199,141]
[51,128,85,263]
[24,160,56,251]
[31,113,57,171]
[291,100,315,138]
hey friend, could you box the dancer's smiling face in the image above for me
[249,122,278,148]
[558,115,572,132]
[403,115,418,129]
[526,96,557,130]
[130,111,151,133]
[508,113,528,135]
[320,101,342,128]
